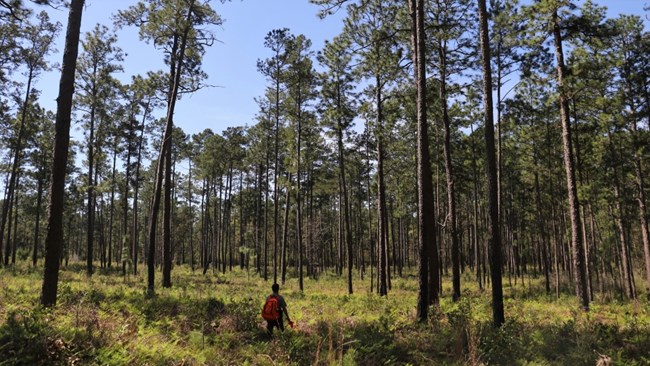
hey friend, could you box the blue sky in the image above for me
[37,0,346,138]
[33,0,648,139]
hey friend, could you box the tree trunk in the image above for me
[297,113,305,292]
[273,55,282,285]
[162,133,173,288]
[609,133,636,299]
[376,74,388,297]
[186,159,193,270]
[132,100,149,276]
[366,122,375,293]
[631,87,650,298]
[255,164,261,273]
[122,127,132,274]
[1,68,34,266]
[148,2,194,292]
[438,39,461,302]
[264,143,270,281]
[478,0,505,327]
[336,111,353,294]
[10,185,19,265]
[551,9,589,310]
[470,123,482,290]
[41,0,85,307]
[280,173,291,284]
[33,175,44,266]
[411,0,438,321]
[85,63,98,276]
[108,144,117,268]
[534,168,551,294]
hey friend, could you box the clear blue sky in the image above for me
[37,0,346,138]
[34,0,648,138]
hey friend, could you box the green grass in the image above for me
[0,263,649,365]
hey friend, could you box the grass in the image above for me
[0,263,649,365]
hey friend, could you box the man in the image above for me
[263,283,293,336]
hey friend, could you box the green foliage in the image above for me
[0,308,53,365]
[479,320,527,365]
[1,265,650,365]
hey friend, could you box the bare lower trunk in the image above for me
[552,9,589,310]
[148,2,194,292]
[41,0,85,307]
[478,0,504,327]
[411,0,438,321]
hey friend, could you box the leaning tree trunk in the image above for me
[148,2,194,292]
[162,130,173,288]
[551,9,589,310]
[41,0,85,307]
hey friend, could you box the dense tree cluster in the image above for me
[1,0,649,325]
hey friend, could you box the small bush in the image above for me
[478,320,527,365]
[0,309,59,366]
[227,298,259,332]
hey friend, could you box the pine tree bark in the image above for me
[534,168,551,294]
[297,117,305,292]
[162,131,173,287]
[41,0,85,307]
[376,75,388,297]
[132,104,147,276]
[336,95,353,294]
[470,123,482,290]
[411,0,438,321]
[148,2,194,292]
[437,40,461,302]
[108,144,117,268]
[272,52,282,285]
[121,128,132,274]
[280,173,291,284]
[551,9,589,310]
[32,174,44,266]
[631,81,650,299]
[478,0,505,327]
[84,63,99,276]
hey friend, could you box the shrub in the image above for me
[0,309,57,365]
[227,297,259,332]
[478,320,527,365]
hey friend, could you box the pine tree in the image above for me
[478,0,505,327]
[117,0,221,291]
[41,0,85,308]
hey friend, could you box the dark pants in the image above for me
[266,314,284,336]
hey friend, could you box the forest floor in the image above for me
[0,263,649,365]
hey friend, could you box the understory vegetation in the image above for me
[1,263,649,365]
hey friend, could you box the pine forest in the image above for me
[1,0,650,365]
